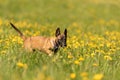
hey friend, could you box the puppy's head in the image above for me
[55,28,67,47]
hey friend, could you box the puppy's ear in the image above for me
[55,28,61,37]
[64,28,67,37]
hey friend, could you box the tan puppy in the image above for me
[10,23,67,56]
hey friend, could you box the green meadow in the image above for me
[0,0,120,80]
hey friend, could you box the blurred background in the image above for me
[0,0,120,80]
[0,0,120,26]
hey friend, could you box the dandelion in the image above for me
[79,57,84,61]
[72,22,78,27]
[1,50,6,54]
[106,42,111,47]
[46,76,53,80]
[93,63,99,67]
[99,44,104,47]
[80,72,88,80]
[35,72,45,80]
[0,18,2,26]
[74,60,79,65]
[16,62,27,69]
[80,72,88,77]
[91,52,95,57]
[17,62,24,67]
[68,55,73,59]
[104,55,112,60]
[88,42,97,48]
[70,73,76,79]
[93,73,103,80]
[82,77,89,80]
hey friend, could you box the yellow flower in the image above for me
[70,73,76,79]
[82,77,89,80]
[72,22,78,27]
[17,62,24,67]
[17,62,27,69]
[1,50,6,54]
[104,55,112,60]
[68,55,73,59]
[36,72,45,80]
[0,18,2,26]
[106,43,111,47]
[93,63,99,67]
[79,57,84,61]
[74,60,79,65]
[88,42,97,48]
[91,52,95,57]
[80,72,88,77]
[46,76,53,80]
[99,44,104,47]
[93,73,103,80]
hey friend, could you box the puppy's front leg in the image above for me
[45,49,53,56]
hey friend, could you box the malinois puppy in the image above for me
[10,22,67,56]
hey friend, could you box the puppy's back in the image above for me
[24,36,53,51]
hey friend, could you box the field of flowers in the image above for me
[0,0,120,80]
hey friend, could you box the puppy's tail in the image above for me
[10,22,26,40]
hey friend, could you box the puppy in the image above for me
[10,23,67,56]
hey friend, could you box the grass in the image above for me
[0,0,120,80]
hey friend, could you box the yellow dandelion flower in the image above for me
[106,43,111,47]
[88,42,96,48]
[17,62,27,69]
[17,62,24,67]
[117,47,120,50]
[93,63,99,67]
[36,72,45,80]
[104,55,112,60]
[110,49,116,52]
[93,73,103,80]
[100,50,105,54]
[0,18,2,26]
[80,72,88,77]
[79,57,84,61]
[46,76,53,80]
[82,77,89,80]
[74,60,79,65]
[72,22,78,27]
[1,50,6,54]
[70,73,76,79]
[0,29,2,33]
[68,55,73,59]
[99,44,104,47]
[91,52,95,57]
